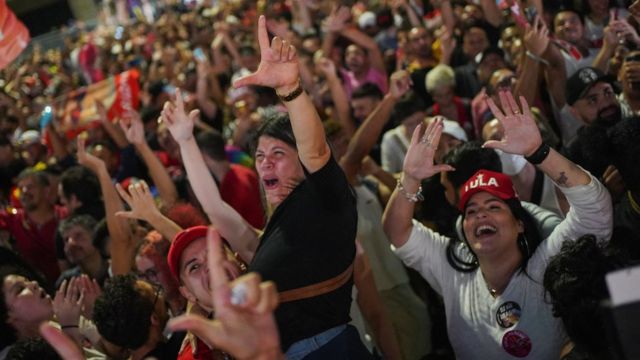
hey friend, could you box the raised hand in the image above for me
[119,111,146,146]
[77,274,101,320]
[53,277,83,328]
[77,137,107,174]
[402,117,455,182]
[524,16,550,57]
[167,227,282,360]
[115,180,159,222]
[233,16,300,94]
[483,90,542,156]
[317,57,337,78]
[161,89,200,144]
[321,5,350,33]
[438,26,456,62]
[389,70,412,100]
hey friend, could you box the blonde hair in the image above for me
[425,64,456,94]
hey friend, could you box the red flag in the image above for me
[0,0,30,70]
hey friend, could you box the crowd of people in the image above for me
[1,0,640,359]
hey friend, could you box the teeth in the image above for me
[476,225,497,236]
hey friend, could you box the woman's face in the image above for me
[3,275,53,325]
[255,136,304,208]
[462,192,523,260]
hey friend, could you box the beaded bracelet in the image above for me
[396,178,424,203]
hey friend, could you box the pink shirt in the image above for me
[340,67,388,99]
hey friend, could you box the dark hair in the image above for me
[250,112,297,156]
[6,338,61,360]
[544,234,630,359]
[551,8,585,33]
[447,198,542,273]
[609,117,640,193]
[93,275,154,349]
[443,141,502,189]
[60,166,102,210]
[16,168,50,187]
[164,202,208,229]
[390,91,426,126]
[351,82,384,101]
[140,106,162,125]
[59,214,98,239]
[93,218,110,258]
[196,129,226,161]
[0,248,48,351]
[563,126,610,179]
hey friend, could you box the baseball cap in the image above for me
[566,67,616,106]
[458,169,518,211]
[17,130,41,147]
[167,225,209,280]
[441,119,468,142]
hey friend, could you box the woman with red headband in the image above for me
[383,91,613,359]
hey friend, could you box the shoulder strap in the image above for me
[279,263,354,303]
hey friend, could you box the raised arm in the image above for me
[114,180,182,241]
[317,57,354,136]
[234,16,331,173]
[340,70,411,183]
[77,137,134,275]
[514,16,549,105]
[161,90,259,262]
[484,91,591,187]
[119,111,179,207]
[339,27,386,74]
[479,0,503,27]
[382,119,455,247]
[96,101,128,149]
[195,56,220,120]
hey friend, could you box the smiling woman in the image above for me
[383,91,613,359]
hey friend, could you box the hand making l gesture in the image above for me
[233,16,300,95]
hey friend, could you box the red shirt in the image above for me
[0,206,67,284]
[220,164,265,230]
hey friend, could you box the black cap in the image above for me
[475,47,505,65]
[566,67,616,106]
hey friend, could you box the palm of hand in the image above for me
[484,91,542,155]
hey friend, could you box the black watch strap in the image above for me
[524,143,551,165]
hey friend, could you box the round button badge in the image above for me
[502,330,532,358]
[496,301,522,328]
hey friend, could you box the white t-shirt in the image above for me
[381,126,410,174]
[394,174,612,359]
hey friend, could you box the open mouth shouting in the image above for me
[474,224,498,239]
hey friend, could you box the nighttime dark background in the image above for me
[8,0,76,37]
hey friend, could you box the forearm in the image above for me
[344,94,396,166]
[196,76,218,119]
[535,148,591,188]
[135,142,178,207]
[179,139,258,259]
[102,120,129,149]
[326,74,354,136]
[280,90,331,173]
[542,45,567,107]
[46,126,69,160]
[382,175,419,248]
[513,56,540,105]
[592,43,616,73]
[146,210,182,241]
[439,0,456,33]
[95,166,135,275]
[480,0,503,27]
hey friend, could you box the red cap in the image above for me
[458,170,517,211]
[167,225,209,280]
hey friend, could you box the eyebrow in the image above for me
[183,258,198,272]
[466,198,503,208]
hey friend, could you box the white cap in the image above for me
[358,12,376,29]
[441,119,468,142]
[18,130,41,146]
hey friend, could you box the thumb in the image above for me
[233,73,260,88]
[189,109,200,122]
[115,211,136,219]
[168,315,223,348]
[482,140,505,150]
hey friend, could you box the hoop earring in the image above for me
[518,233,530,259]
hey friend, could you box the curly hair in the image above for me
[93,275,155,350]
[5,338,61,360]
[544,234,630,358]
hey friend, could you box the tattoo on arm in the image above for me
[556,171,568,186]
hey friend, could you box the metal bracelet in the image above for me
[396,178,424,203]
